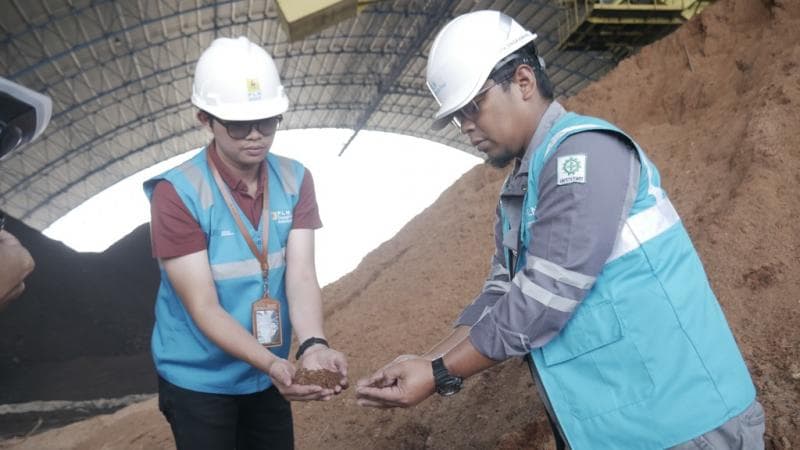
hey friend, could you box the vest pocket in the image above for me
[541,301,654,419]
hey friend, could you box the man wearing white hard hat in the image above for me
[144,36,347,449]
[356,10,764,449]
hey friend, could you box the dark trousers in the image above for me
[158,376,293,450]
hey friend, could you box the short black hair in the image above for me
[489,42,554,101]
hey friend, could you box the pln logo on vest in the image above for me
[271,210,293,224]
[246,78,262,101]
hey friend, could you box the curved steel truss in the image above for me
[1,0,621,229]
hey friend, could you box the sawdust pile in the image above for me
[2,0,798,448]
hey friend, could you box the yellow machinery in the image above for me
[276,0,383,42]
[557,0,713,55]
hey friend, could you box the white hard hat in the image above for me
[0,77,52,138]
[191,36,289,121]
[426,10,536,130]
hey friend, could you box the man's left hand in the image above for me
[355,356,434,408]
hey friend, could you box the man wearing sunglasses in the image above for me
[143,36,347,450]
[357,10,763,450]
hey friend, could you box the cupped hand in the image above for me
[267,357,332,401]
[355,356,434,408]
[300,347,349,393]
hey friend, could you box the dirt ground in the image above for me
[1,0,798,448]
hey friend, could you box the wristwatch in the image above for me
[431,357,463,396]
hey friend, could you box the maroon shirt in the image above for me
[150,142,322,258]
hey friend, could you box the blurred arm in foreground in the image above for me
[0,227,35,309]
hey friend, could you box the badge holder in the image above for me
[252,295,282,348]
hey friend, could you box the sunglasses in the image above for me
[210,115,282,140]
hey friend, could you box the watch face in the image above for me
[436,378,462,396]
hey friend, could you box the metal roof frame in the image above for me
[1,0,623,229]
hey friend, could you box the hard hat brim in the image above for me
[192,95,289,121]
[430,115,452,131]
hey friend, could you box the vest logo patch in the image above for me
[271,210,293,224]
[220,229,235,237]
[557,154,586,186]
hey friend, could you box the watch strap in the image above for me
[432,356,448,378]
[295,337,328,360]
[432,356,463,396]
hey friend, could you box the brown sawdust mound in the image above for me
[293,369,345,390]
[3,0,799,448]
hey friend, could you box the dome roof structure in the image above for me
[0,0,620,229]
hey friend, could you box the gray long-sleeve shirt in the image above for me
[457,101,641,361]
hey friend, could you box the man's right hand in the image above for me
[355,356,436,408]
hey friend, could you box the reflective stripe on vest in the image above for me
[606,196,681,263]
[210,249,287,281]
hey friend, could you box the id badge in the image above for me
[252,297,282,347]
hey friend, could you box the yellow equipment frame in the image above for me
[557,0,712,53]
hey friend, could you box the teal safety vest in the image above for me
[514,113,755,448]
[143,148,306,395]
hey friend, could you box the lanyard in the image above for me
[207,151,271,296]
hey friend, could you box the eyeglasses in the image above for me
[210,115,282,140]
[451,82,502,129]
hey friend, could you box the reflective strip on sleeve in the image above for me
[527,256,595,289]
[607,198,681,263]
[513,274,580,313]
